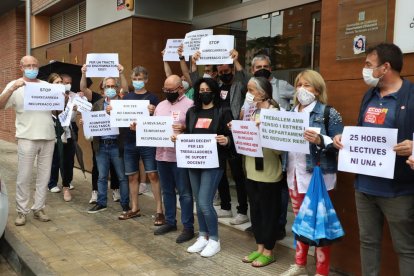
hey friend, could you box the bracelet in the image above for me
[179,56,185,60]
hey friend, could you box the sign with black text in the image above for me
[82,111,119,137]
[24,83,65,111]
[176,134,218,168]
[197,35,234,65]
[86,53,119,77]
[135,116,174,147]
[109,100,149,127]
[182,29,213,58]
[231,120,263,157]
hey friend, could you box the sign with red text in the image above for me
[176,134,218,168]
[24,83,65,111]
[338,126,397,179]
[109,100,149,127]
[231,120,263,157]
[135,116,174,148]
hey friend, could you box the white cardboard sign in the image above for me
[82,111,119,137]
[24,83,65,111]
[109,100,149,127]
[231,120,263,157]
[135,116,174,147]
[183,29,213,58]
[259,109,310,154]
[163,39,188,62]
[71,96,92,113]
[338,126,398,179]
[86,53,119,77]
[176,134,219,168]
[58,104,73,127]
[197,35,234,65]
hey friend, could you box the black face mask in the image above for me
[199,92,214,105]
[165,92,179,103]
[254,68,271,79]
[219,73,233,84]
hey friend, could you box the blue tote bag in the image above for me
[292,166,345,246]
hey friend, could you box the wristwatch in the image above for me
[179,56,185,60]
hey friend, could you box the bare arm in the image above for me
[231,49,243,72]
[177,44,192,85]
[80,64,92,101]
[118,64,128,93]
[0,79,24,109]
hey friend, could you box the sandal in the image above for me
[118,209,141,220]
[154,213,165,226]
[242,251,261,263]
[251,254,275,268]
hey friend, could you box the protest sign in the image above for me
[71,96,92,113]
[24,83,65,111]
[338,126,397,179]
[82,111,119,137]
[182,29,213,57]
[58,104,73,127]
[86,53,119,77]
[176,134,219,168]
[231,120,263,157]
[135,116,174,147]
[259,109,310,154]
[163,39,188,62]
[196,35,234,65]
[109,100,149,127]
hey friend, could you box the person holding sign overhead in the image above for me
[281,70,343,276]
[333,43,414,276]
[0,55,56,226]
[172,77,233,257]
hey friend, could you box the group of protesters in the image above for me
[1,41,413,276]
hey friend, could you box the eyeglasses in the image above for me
[162,85,181,93]
[104,85,117,89]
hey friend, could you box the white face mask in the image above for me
[203,73,212,79]
[362,68,381,87]
[245,92,256,106]
[296,87,316,106]
[64,84,71,92]
[182,80,190,91]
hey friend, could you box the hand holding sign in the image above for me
[393,139,413,156]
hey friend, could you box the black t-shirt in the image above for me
[219,83,231,108]
[192,108,215,134]
[91,91,103,104]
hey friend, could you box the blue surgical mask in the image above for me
[104,88,117,99]
[132,80,145,90]
[24,69,38,80]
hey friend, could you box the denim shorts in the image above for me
[123,142,157,175]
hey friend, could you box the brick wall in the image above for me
[32,0,56,14]
[0,9,26,143]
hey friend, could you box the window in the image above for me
[49,2,86,42]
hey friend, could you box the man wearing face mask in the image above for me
[333,43,414,276]
[152,75,195,243]
[251,54,295,111]
[87,77,130,215]
[0,56,55,226]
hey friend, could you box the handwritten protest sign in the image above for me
[163,39,188,62]
[71,96,92,113]
[197,35,234,65]
[58,104,73,127]
[338,126,397,179]
[24,83,65,111]
[231,120,263,157]
[176,134,219,168]
[259,109,310,154]
[82,111,119,137]
[86,53,119,77]
[135,116,174,147]
[109,100,149,127]
[183,29,213,58]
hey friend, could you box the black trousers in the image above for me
[246,178,282,250]
[91,142,119,191]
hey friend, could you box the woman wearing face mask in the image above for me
[172,77,233,257]
[281,70,343,276]
[239,77,283,267]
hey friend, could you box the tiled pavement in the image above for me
[0,139,335,275]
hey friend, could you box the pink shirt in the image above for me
[154,95,193,162]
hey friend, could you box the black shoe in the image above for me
[154,224,177,235]
[87,204,107,214]
[245,226,253,233]
[176,229,194,243]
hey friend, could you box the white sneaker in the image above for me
[213,192,221,206]
[280,264,308,276]
[69,183,74,190]
[89,190,98,204]
[138,183,148,195]
[230,213,249,225]
[200,239,221,257]
[112,189,120,202]
[49,186,61,193]
[216,208,232,218]
[187,236,209,253]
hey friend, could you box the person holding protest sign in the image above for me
[237,77,283,267]
[281,70,343,276]
[333,43,414,276]
[86,77,130,215]
[0,55,55,226]
[171,77,233,257]
[118,66,164,223]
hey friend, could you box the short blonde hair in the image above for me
[293,69,328,105]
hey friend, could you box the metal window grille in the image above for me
[49,2,86,42]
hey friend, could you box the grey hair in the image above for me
[131,66,148,80]
[103,77,120,87]
[251,54,271,67]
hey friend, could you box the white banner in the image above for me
[259,109,310,154]
[393,0,414,53]
[163,39,188,62]
[58,104,73,127]
[85,53,119,77]
[183,29,213,58]
[82,111,119,137]
[176,134,219,168]
[338,126,398,179]
[24,83,65,111]
[135,116,174,147]
[231,120,263,157]
[71,96,92,113]
[196,35,234,65]
[109,100,149,127]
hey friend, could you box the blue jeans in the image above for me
[96,143,129,209]
[188,168,223,241]
[157,161,194,230]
